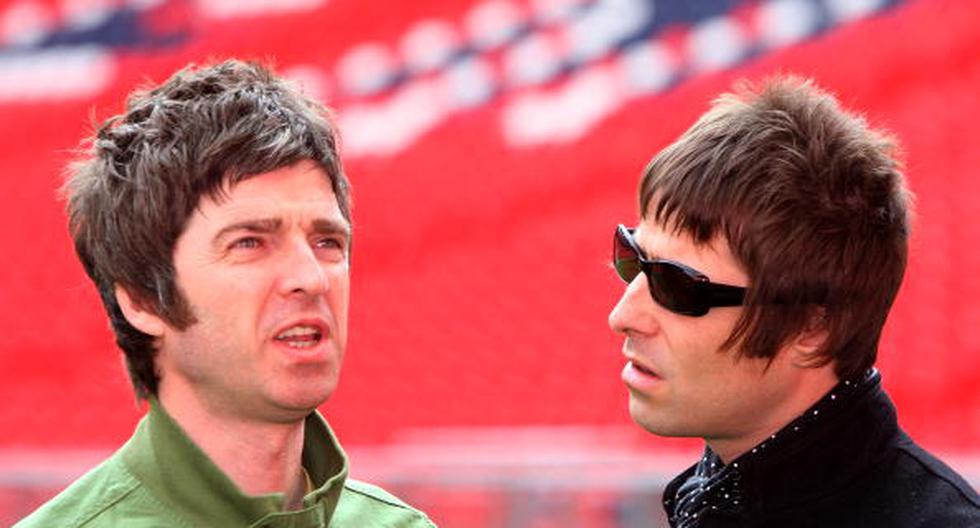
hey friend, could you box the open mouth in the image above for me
[631,361,658,377]
[274,325,323,349]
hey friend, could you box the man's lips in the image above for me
[624,351,661,378]
[621,346,666,394]
[622,358,664,392]
[629,360,659,377]
[271,317,331,349]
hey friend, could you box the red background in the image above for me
[0,0,976,478]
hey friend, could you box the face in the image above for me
[158,160,350,422]
[608,217,804,449]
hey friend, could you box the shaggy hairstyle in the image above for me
[639,76,911,379]
[66,59,351,399]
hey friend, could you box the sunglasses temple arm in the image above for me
[705,284,747,307]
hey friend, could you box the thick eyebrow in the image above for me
[310,218,351,240]
[212,218,283,247]
[211,217,351,247]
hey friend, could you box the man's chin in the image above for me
[267,385,335,421]
[628,397,685,438]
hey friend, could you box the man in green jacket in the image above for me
[17,60,434,528]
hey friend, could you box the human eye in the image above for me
[315,237,340,248]
[313,236,347,257]
[229,236,263,250]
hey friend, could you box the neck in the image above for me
[706,364,839,464]
[157,384,310,510]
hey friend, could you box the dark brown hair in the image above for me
[639,76,911,379]
[66,59,351,399]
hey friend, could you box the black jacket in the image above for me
[663,371,980,527]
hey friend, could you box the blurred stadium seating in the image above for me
[0,0,977,525]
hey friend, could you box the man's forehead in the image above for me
[191,186,349,238]
[198,194,344,220]
[633,219,683,253]
[635,218,733,261]
[212,194,340,215]
[217,160,334,198]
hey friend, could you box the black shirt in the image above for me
[663,370,980,527]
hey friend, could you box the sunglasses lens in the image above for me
[613,225,709,316]
[614,229,642,283]
[649,262,704,316]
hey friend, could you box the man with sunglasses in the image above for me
[608,77,979,527]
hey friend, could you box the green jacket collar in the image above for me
[120,399,349,528]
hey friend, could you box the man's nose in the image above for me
[278,239,328,297]
[608,274,659,336]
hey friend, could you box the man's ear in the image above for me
[789,307,829,367]
[114,285,167,337]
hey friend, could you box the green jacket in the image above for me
[15,401,434,527]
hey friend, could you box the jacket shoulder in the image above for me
[885,436,980,522]
[14,454,191,528]
[756,435,979,527]
[827,435,980,527]
[14,455,140,528]
[334,479,436,527]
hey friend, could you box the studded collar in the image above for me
[663,369,896,526]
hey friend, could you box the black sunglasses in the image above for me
[613,224,746,316]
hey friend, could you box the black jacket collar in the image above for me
[664,370,899,525]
